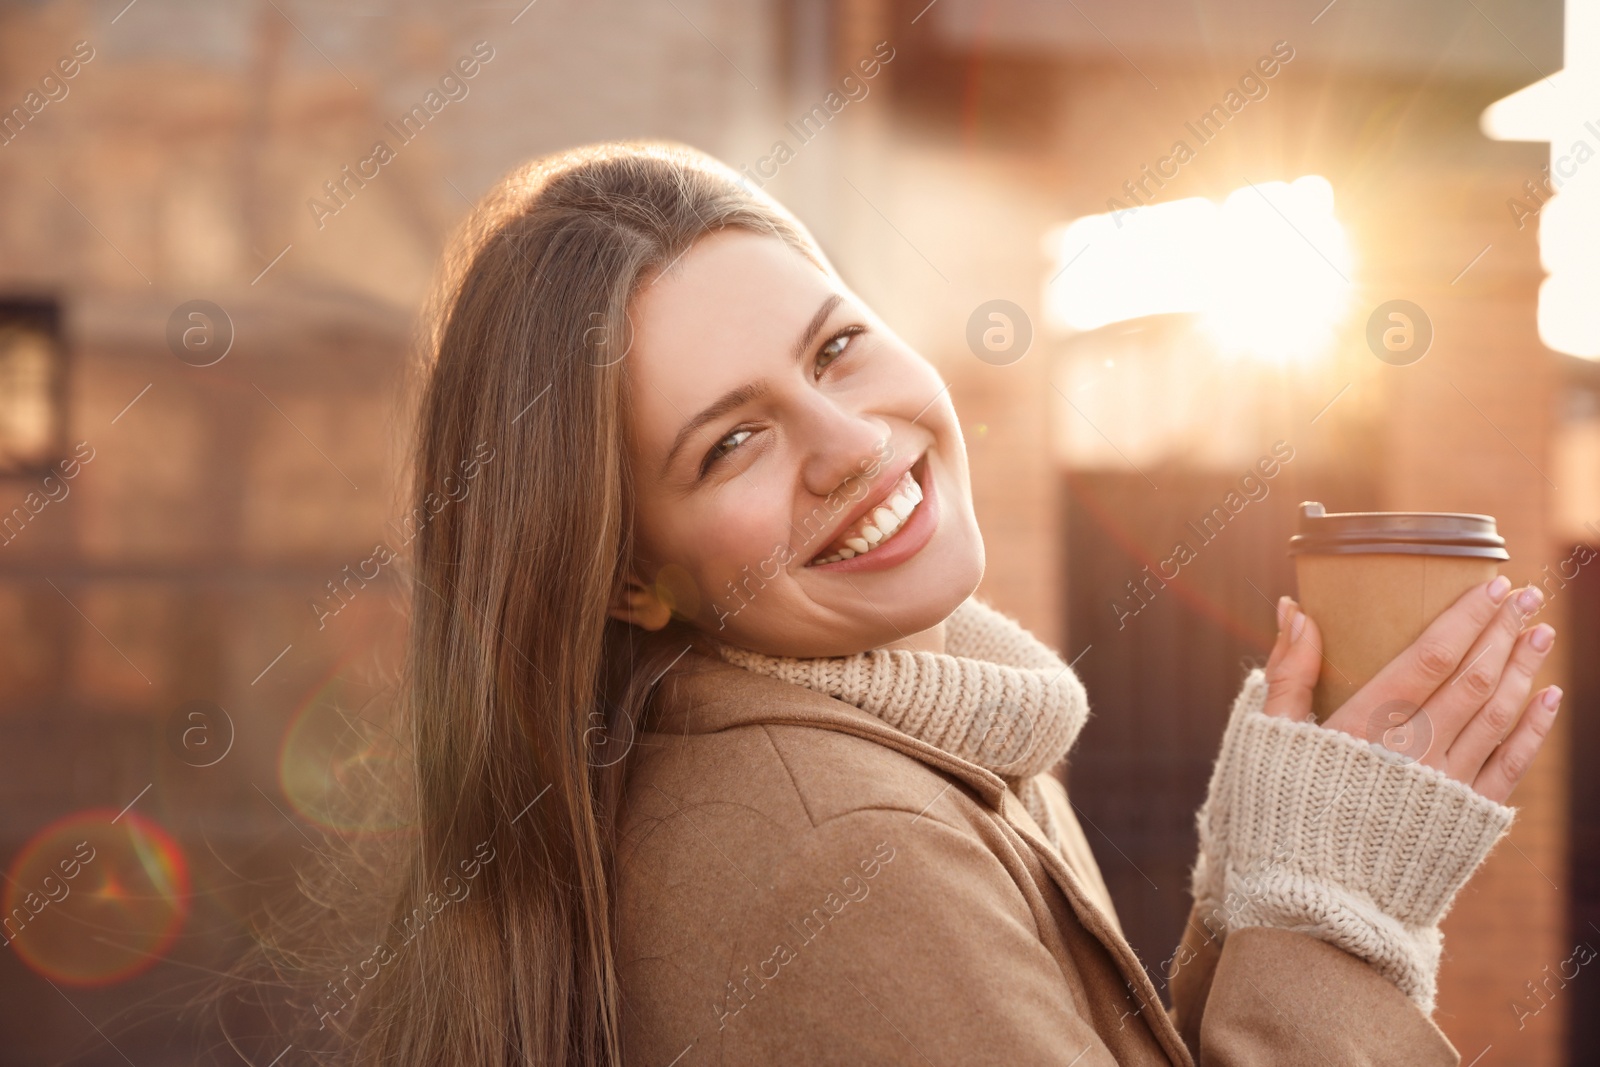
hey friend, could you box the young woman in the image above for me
[314,141,1558,1064]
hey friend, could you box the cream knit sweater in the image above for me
[716,595,1518,1017]
[716,596,1089,849]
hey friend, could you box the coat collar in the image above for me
[650,648,1012,812]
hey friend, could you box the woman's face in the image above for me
[614,228,985,658]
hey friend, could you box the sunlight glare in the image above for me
[1043,175,1356,364]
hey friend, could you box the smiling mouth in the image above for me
[805,455,927,566]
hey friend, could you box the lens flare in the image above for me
[3,809,189,987]
[279,669,409,835]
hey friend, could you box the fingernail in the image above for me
[1289,609,1306,643]
[1543,686,1563,711]
[1516,585,1544,614]
[1276,596,1291,630]
[1529,623,1556,652]
[1488,575,1512,601]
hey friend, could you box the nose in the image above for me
[797,398,891,500]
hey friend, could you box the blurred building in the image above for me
[0,0,1592,1063]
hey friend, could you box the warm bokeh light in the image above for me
[3,810,189,987]
[1042,175,1356,364]
[1482,0,1600,358]
[1538,189,1600,357]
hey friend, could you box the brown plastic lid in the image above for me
[1287,501,1509,560]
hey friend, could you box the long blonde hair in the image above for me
[248,142,830,1065]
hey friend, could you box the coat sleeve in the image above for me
[1167,907,1463,1064]
[1165,669,1515,1065]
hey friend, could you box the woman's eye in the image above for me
[702,428,753,475]
[814,326,864,380]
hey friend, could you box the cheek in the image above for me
[645,488,791,596]
[701,503,773,577]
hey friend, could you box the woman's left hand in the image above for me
[1259,592,1559,804]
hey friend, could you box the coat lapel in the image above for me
[1003,787,1197,1066]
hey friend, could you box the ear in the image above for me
[607,575,673,631]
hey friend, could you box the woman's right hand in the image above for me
[1260,576,1561,804]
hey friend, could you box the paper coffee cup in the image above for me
[1289,501,1509,722]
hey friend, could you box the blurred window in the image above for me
[0,299,65,476]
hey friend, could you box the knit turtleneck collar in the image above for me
[711,596,1090,849]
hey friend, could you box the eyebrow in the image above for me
[659,293,844,477]
[791,293,843,363]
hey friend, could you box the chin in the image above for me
[898,525,985,628]
[897,461,986,612]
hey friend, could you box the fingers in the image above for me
[1262,597,1322,722]
[1263,595,1292,671]
[1334,576,1515,724]
[1443,622,1556,780]
[1472,685,1562,804]
[1413,584,1548,760]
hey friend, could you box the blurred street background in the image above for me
[0,0,1596,1062]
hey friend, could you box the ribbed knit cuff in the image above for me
[1190,670,1516,1014]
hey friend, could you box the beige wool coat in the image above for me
[615,648,1466,1065]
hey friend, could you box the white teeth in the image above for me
[808,463,930,566]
